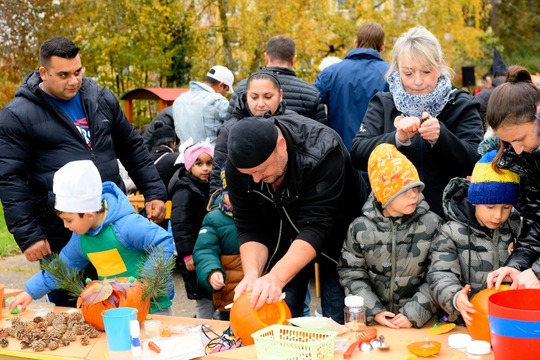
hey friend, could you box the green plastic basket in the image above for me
[252,325,337,360]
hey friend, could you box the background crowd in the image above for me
[1,21,539,330]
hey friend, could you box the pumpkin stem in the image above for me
[40,253,86,299]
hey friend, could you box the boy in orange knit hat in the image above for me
[338,143,443,328]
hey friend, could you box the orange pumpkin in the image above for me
[77,277,150,330]
[467,285,510,343]
[230,292,291,345]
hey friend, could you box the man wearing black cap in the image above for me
[226,115,368,323]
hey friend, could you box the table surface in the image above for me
[0,307,473,359]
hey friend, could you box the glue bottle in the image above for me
[130,320,142,357]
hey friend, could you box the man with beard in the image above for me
[225,115,367,323]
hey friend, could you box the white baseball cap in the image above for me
[206,65,234,94]
[53,160,103,213]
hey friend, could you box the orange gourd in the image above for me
[77,277,150,330]
[230,292,291,345]
[467,285,510,343]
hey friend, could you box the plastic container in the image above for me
[252,325,337,360]
[488,289,540,360]
[448,333,472,359]
[101,307,138,351]
[130,319,142,357]
[466,340,493,359]
[344,295,366,332]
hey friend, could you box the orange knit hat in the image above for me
[368,143,424,208]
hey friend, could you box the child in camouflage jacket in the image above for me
[427,149,521,326]
[338,144,443,329]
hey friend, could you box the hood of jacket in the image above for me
[86,182,135,236]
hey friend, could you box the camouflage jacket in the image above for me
[427,177,521,318]
[338,192,442,328]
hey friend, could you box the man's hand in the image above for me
[248,272,286,310]
[145,199,165,223]
[234,273,259,300]
[23,239,51,262]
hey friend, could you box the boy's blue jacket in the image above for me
[25,182,175,305]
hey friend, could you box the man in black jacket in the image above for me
[0,37,167,305]
[226,115,367,323]
[227,35,326,124]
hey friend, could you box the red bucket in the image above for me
[488,289,540,360]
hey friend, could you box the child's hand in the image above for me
[209,271,225,290]
[390,313,413,328]
[374,311,400,329]
[185,258,195,271]
[456,285,474,326]
[8,291,33,312]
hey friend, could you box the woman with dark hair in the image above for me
[486,65,540,289]
[209,69,291,193]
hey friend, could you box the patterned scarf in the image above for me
[388,71,452,118]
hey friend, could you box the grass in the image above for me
[0,205,21,257]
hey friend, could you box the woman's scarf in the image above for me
[388,71,452,118]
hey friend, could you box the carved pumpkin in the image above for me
[467,285,510,343]
[230,292,291,345]
[77,277,150,330]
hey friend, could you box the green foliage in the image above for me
[0,205,19,257]
[0,0,538,114]
[139,245,176,301]
[40,253,86,298]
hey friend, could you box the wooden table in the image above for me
[0,307,229,360]
[205,323,473,360]
[0,307,474,359]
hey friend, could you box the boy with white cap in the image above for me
[173,65,235,145]
[338,143,442,329]
[9,160,175,313]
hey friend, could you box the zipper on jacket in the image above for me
[389,223,397,313]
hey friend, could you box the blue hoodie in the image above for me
[26,182,175,311]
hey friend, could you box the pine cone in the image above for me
[0,338,9,348]
[80,334,90,346]
[48,340,60,351]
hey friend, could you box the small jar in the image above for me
[448,334,472,359]
[344,295,366,332]
[466,340,493,360]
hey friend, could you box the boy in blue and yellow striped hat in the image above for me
[427,148,521,326]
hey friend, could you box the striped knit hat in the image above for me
[468,149,520,204]
[368,143,424,208]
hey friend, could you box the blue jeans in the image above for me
[283,260,345,324]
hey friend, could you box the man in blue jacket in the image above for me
[314,22,390,150]
[0,37,167,306]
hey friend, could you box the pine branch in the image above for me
[40,254,85,299]
[138,245,175,301]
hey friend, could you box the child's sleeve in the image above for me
[121,214,175,260]
[170,189,198,258]
[193,214,224,293]
[26,233,87,299]
[426,224,464,317]
[337,218,386,324]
